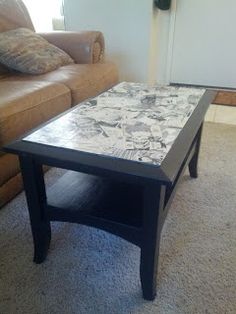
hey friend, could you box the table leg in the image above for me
[140,184,166,300]
[19,155,51,264]
[189,123,203,178]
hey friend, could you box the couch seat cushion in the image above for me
[3,63,119,105]
[47,63,119,105]
[0,81,71,148]
[0,153,19,186]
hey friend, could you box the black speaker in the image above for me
[154,0,171,10]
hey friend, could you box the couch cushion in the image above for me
[0,81,71,148]
[0,0,34,33]
[0,28,75,74]
[0,153,50,206]
[0,153,19,186]
[3,63,119,105]
[0,172,23,208]
[48,63,119,105]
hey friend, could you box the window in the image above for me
[23,0,64,32]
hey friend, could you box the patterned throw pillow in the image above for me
[0,28,74,74]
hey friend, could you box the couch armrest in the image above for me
[38,31,105,64]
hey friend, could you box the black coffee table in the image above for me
[4,82,216,300]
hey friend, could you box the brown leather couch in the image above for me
[0,0,119,207]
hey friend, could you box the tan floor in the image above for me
[205,104,236,125]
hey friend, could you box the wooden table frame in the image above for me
[4,90,216,300]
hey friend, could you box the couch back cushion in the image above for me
[0,0,34,33]
[0,0,35,75]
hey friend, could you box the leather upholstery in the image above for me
[0,162,51,207]
[0,0,34,75]
[0,81,70,121]
[0,0,119,207]
[0,80,71,179]
[3,63,119,105]
[0,0,35,33]
[0,172,23,208]
[0,153,19,186]
[39,31,105,64]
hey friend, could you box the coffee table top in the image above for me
[23,82,206,167]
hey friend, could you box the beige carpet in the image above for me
[0,122,236,314]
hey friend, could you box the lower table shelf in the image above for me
[46,170,143,245]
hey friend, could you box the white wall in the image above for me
[155,10,171,84]
[64,0,159,83]
[148,7,159,84]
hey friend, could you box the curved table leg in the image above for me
[189,123,203,178]
[19,155,51,264]
[140,184,166,300]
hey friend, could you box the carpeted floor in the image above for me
[0,122,236,314]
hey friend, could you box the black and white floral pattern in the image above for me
[24,82,205,166]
